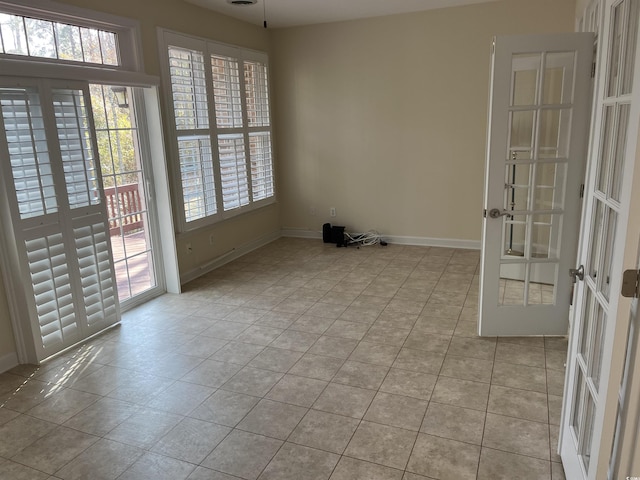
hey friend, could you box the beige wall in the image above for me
[271,0,576,241]
[0,0,278,362]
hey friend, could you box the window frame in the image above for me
[158,29,276,233]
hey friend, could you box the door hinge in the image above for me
[580,183,585,198]
[483,209,487,218]
[591,62,596,78]
[621,269,640,298]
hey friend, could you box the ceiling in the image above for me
[184,0,501,28]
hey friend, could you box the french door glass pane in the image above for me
[611,103,630,201]
[597,105,615,193]
[534,162,566,210]
[509,110,535,157]
[587,201,605,280]
[600,208,617,300]
[621,0,640,94]
[90,84,157,302]
[511,54,540,106]
[543,52,575,104]
[505,163,530,211]
[608,3,624,97]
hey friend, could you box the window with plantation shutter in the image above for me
[162,31,276,231]
[0,80,119,361]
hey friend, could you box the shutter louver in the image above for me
[25,233,78,350]
[249,132,274,201]
[52,89,100,209]
[178,136,217,221]
[244,60,270,128]
[211,54,243,128]
[0,88,57,219]
[218,134,249,211]
[74,218,117,327]
[168,46,209,130]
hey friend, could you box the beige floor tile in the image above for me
[289,409,359,454]
[364,392,428,431]
[105,407,183,449]
[247,347,304,373]
[27,388,100,424]
[146,381,214,415]
[202,429,282,480]
[421,402,485,445]
[312,382,376,419]
[266,374,328,407]
[483,413,550,460]
[491,361,547,393]
[338,305,382,325]
[201,320,250,340]
[552,461,566,480]
[431,376,490,411]
[11,426,99,474]
[288,353,345,381]
[259,442,339,480]
[333,361,389,390]
[62,397,138,436]
[477,447,551,480]
[0,406,20,426]
[488,385,549,423]
[180,359,242,388]
[495,343,546,368]
[330,456,404,480]
[308,336,359,359]
[440,355,493,383]
[379,369,438,401]
[546,349,567,371]
[190,389,260,427]
[447,336,496,360]
[403,332,451,354]
[375,312,419,330]
[407,433,480,480]
[0,378,59,413]
[151,417,231,464]
[348,342,401,366]
[221,367,283,397]
[288,314,336,334]
[237,398,307,439]
[0,459,51,480]
[547,367,566,396]
[55,438,143,480]
[324,320,371,340]
[345,421,417,470]
[392,348,444,375]
[235,325,284,346]
[362,325,410,346]
[175,336,228,358]
[118,452,195,480]
[187,466,240,479]
[210,341,265,365]
[411,315,458,336]
[269,330,320,352]
[106,372,174,405]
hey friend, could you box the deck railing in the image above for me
[104,183,143,235]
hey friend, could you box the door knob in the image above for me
[569,265,585,283]
[488,208,510,218]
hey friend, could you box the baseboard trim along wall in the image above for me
[281,228,481,250]
[0,351,18,374]
[180,229,282,285]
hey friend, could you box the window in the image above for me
[0,12,119,65]
[161,31,276,230]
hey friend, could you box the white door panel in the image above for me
[480,33,594,336]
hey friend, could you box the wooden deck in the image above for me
[111,231,154,301]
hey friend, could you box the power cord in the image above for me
[345,230,387,247]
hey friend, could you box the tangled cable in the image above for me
[345,230,384,247]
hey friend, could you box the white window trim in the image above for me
[0,0,156,86]
[158,28,277,233]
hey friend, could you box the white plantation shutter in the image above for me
[0,80,119,361]
[24,231,78,349]
[73,217,117,328]
[249,132,274,201]
[218,134,249,210]
[162,31,276,230]
[0,88,57,219]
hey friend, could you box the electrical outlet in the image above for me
[330,207,336,217]
[186,242,192,254]
[209,234,214,245]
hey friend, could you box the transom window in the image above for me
[161,30,276,230]
[0,12,119,65]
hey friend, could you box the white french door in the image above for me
[0,77,119,363]
[480,33,594,335]
[561,0,640,478]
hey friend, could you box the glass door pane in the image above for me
[90,84,157,302]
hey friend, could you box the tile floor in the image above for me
[0,238,568,479]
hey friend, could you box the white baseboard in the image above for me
[281,228,323,239]
[180,229,282,284]
[281,228,480,250]
[0,351,18,374]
